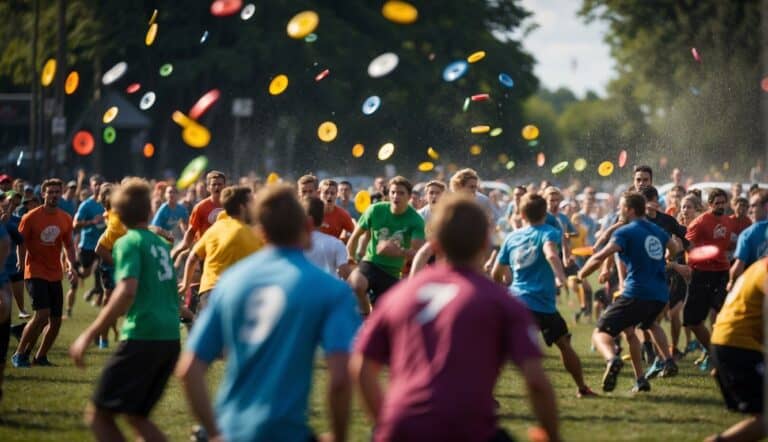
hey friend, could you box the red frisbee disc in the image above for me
[72,130,95,156]
[687,245,719,264]
[618,149,628,168]
[188,89,221,120]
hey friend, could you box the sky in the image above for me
[517,0,615,97]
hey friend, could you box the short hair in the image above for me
[98,183,114,208]
[708,188,728,204]
[633,165,653,181]
[41,178,63,192]
[670,185,686,195]
[754,190,768,206]
[428,194,489,264]
[543,186,562,198]
[640,186,659,202]
[449,168,479,191]
[520,194,547,223]
[319,179,338,189]
[622,191,646,217]
[339,180,352,188]
[424,180,446,191]
[221,186,252,217]
[112,178,151,228]
[297,174,318,188]
[252,184,307,246]
[302,196,325,227]
[687,188,702,199]
[749,184,761,195]
[388,176,413,195]
[90,174,104,184]
[206,170,226,182]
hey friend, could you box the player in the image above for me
[303,196,352,278]
[72,175,106,308]
[171,171,226,261]
[297,174,319,199]
[150,185,189,243]
[317,179,355,240]
[727,190,768,290]
[93,183,125,348]
[416,180,446,224]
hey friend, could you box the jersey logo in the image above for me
[644,236,664,260]
[240,286,286,344]
[415,283,459,324]
[40,225,61,244]
[713,224,728,239]
[513,238,538,270]
[377,227,406,247]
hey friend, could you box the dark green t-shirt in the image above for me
[113,228,180,341]
[358,202,425,277]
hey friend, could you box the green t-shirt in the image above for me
[113,228,180,341]
[358,202,425,277]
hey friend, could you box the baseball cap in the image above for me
[0,174,11,183]
[23,185,33,192]
[67,180,77,188]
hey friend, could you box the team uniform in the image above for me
[305,230,348,277]
[646,211,688,308]
[97,210,128,291]
[92,229,180,416]
[151,202,189,237]
[319,205,354,239]
[188,197,222,239]
[734,220,768,268]
[355,263,541,441]
[186,247,360,441]
[74,196,106,273]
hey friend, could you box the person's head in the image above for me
[633,165,653,190]
[98,183,113,210]
[165,185,179,205]
[409,187,424,210]
[388,176,412,213]
[0,175,11,192]
[302,196,325,228]
[748,191,768,222]
[41,178,63,209]
[671,168,682,185]
[428,193,490,267]
[5,191,21,212]
[373,176,387,193]
[620,191,646,220]
[297,174,318,198]
[424,180,446,206]
[90,174,104,197]
[64,180,77,198]
[639,186,660,216]
[679,194,703,225]
[449,168,479,194]
[12,179,24,194]
[731,182,743,199]
[543,186,563,213]
[221,185,253,222]
[252,184,310,247]
[206,171,226,199]
[338,181,353,201]
[732,196,748,218]
[112,178,151,228]
[667,185,685,208]
[520,193,548,224]
[195,180,208,199]
[708,188,728,216]
[318,179,338,211]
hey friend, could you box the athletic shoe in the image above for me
[694,351,708,366]
[577,386,599,398]
[190,424,208,442]
[685,340,700,354]
[18,310,31,319]
[601,357,624,392]
[631,377,651,393]
[11,353,30,368]
[644,358,664,379]
[660,359,679,378]
[641,341,656,364]
[10,322,26,341]
[32,356,55,366]
[698,354,710,372]
[98,337,109,349]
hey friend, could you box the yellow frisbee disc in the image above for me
[522,124,540,140]
[418,161,435,172]
[102,106,119,124]
[378,142,395,160]
[41,59,56,87]
[470,144,482,155]
[145,23,158,46]
[269,74,289,95]
[172,110,194,128]
[381,1,418,24]
[354,190,372,214]
[574,158,587,172]
[182,122,211,148]
[286,11,319,39]
[317,121,338,142]
[467,50,486,63]
[471,125,490,134]
[352,143,365,158]
[598,161,614,177]
[267,172,280,184]
[427,146,439,159]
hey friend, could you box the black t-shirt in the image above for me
[647,210,690,252]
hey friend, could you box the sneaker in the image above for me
[32,356,55,366]
[18,310,31,319]
[631,377,651,393]
[686,340,700,354]
[98,337,109,349]
[11,353,30,368]
[644,358,664,379]
[660,359,679,378]
[577,386,599,398]
[698,354,711,372]
[694,351,709,366]
[601,357,624,392]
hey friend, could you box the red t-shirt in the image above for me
[729,214,752,237]
[685,212,734,271]
[320,206,354,239]
[355,264,541,442]
[189,197,222,239]
[19,206,73,281]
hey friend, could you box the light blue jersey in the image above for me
[734,220,768,267]
[186,247,361,442]
[74,197,105,250]
[150,202,189,232]
[497,224,561,313]
[612,219,670,302]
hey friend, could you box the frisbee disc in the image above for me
[177,156,208,190]
[103,126,116,144]
[102,106,119,124]
[467,50,486,63]
[367,53,399,78]
[471,125,490,134]
[41,59,56,87]
[688,245,720,264]
[571,246,594,257]
[378,142,395,160]
[536,152,546,167]
[240,3,255,20]
[317,121,338,142]
[189,89,221,120]
[139,91,156,110]
[618,149,628,168]
[362,95,381,115]
[65,71,79,95]
[354,190,372,214]
[182,122,211,148]
[72,131,95,156]
[574,158,587,172]
[102,61,127,85]
[522,124,539,140]
[269,74,289,95]
[552,161,569,174]
[145,23,158,46]
[210,0,243,17]
[442,60,468,82]
[427,147,439,159]
[287,10,319,39]
[352,144,365,158]
[381,1,418,24]
[418,161,434,172]
[598,161,614,177]
[498,73,514,88]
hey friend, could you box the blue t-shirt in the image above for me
[58,197,77,217]
[0,224,9,285]
[497,224,561,313]
[611,219,670,302]
[186,247,361,442]
[734,220,768,267]
[75,197,105,250]
[338,199,359,219]
[546,212,576,236]
[4,215,22,275]
[150,203,189,232]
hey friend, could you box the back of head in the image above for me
[221,185,252,217]
[622,191,646,218]
[112,178,151,228]
[428,193,488,265]
[520,193,547,223]
[302,196,325,228]
[639,186,659,202]
[252,184,307,246]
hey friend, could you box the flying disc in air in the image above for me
[315,69,330,82]
[102,61,127,85]
[536,152,546,167]
[266,172,280,184]
[139,91,156,110]
[471,93,490,102]
[148,9,158,25]
[188,89,221,120]
[598,161,614,177]
[210,0,242,17]
[618,149,628,168]
[143,143,155,158]
[159,63,173,77]
[470,145,482,155]
[177,156,208,190]
[354,190,372,214]
[145,23,158,46]
[552,161,568,174]
[317,121,338,142]
[352,144,365,158]
[427,147,439,159]
[378,142,395,160]
[103,126,116,144]
[418,162,435,172]
[65,71,79,95]
[41,59,56,87]
[102,106,119,124]
[182,122,211,148]
[498,73,514,88]
[286,10,319,39]
[240,3,255,20]
[72,131,95,156]
[490,128,503,137]
[442,60,468,82]
[126,83,141,94]
[368,53,399,78]
[574,158,587,172]
[571,246,594,257]
[522,124,539,141]
[691,47,701,63]
[467,51,486,63]
[269,74,289,95]
[471,125,490,134]
[688,245,719,264]
[362,96,381,115]
[381,1,418,24]
[172,110,194,128]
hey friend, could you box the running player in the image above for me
[727,190,768,290]
[577,192,681,393]
[318,179,355,240]
[12,178,77,367]
[352,194,561,442]
[176,184,360,442]
[297,174,319,198]
[492,193,596,398]
[73,175,106,307]
[171,171,226,261]
[337,180,359,219]
[2,191,28,318]
[93,183,124,348]
[416,179,446,224]
[150,185,189,243]
[69,178,181,441]
[303,196,352,278]
[0,217,10,399]
[347,176,425,314]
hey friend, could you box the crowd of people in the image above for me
[0,163,765,441]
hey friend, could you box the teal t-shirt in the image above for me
[358,202,425,277]
[113,228,180,341]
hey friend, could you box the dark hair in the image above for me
[687,188,702,199]
[708,188,728,204]
[302,196,325,227]
[206,170,226,182]
[520,194,547,223]
[622,191,646,217]
[388,176,413,195]
[428,194,489,264]
[112,178,151,228]
[639,186,659,202]
[670,185,686,195]
[221,186,252,217]
[732,196,748,206]
[252,185,307,246]
[339,180,352,188]
[633,165,653,181]
[41,178,63,192]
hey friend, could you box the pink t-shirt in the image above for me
[355,263,542,442]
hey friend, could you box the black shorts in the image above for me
[683,270,728,326]
[710,344,764,414]
[597,296,666,337]
[9,271,23,283]
[99,264,115,291]
[667,271,687,308]
[531,310,570,346]
[25,278,63,317]
[78,249,99,269]
[358,261,399,306]
[564,262,579,277]
[92,339,180,417]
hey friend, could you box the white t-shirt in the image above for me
[305,230,348,277]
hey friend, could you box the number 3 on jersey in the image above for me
[150,244,174,282]
[240,286,286,345]
[415,283,459,324]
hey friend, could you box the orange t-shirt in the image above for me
[729,214,752,237]
[19,206,73,281]
[320,206,355,239]
[685,212,734,271]
[189,197,223,239]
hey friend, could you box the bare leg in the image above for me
[647,323,672,360]
[704,415,765,442]
[689,323,711,350]
[15,309,49,356]
[85,405,126,442]
[10,281,24,313]
[554,335,587,389]
[347,269,371,315]
[124,415,167,442]
[35,317,61,359]
[670,302,683,353]
[624,328,644,379]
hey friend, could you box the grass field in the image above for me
[0,281,741,441]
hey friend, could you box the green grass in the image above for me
[0,282,742,441]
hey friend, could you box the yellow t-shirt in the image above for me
[97,210,128,250]
[192,214,263,293]
[711,258,767,351]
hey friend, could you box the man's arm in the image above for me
[346,225,367,261]
[349,353,383,423]
[179,252,202,295]
[519,358,561,442]
[665,235,682,258]
[175,353,221,441]
[95,242,113,266]
[727,259,746,291]
[491,258,512,285]
[543,241,567,288]
[593,220,624,251]
[172,226,196,260]
[410,242,435,278]
[326,353,351,442]
[578,242,621,281]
